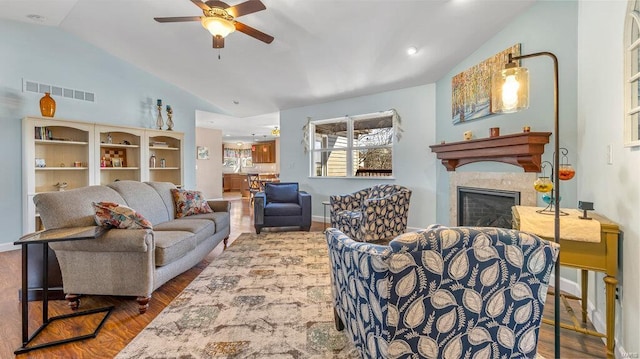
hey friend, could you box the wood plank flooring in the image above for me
[0,194,607,358]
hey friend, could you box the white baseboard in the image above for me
[549,274,581,297]
[0,242,19,253]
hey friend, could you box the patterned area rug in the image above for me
[116,232,359,359]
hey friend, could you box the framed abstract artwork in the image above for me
[197,146,209,160]
[452,44,521,124]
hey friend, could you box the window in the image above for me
[625,0,640,146]
[309,111,395,177]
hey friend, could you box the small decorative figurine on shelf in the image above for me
[106,132,113,144]
[166,105,174,131]
[156,99,164,130]
[54,182,68,192]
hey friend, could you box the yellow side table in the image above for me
[512,206,619,358]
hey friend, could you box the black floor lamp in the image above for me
[491,50,561,358]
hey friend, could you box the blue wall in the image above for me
[434,1,579,224]
[0,19,222,246]
[280,84,437,228]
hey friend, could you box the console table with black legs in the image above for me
[14,226,114,354]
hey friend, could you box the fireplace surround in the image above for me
[449,172,537,226]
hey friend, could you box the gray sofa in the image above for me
[33,181,230,313]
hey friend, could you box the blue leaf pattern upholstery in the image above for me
[326,225,559,359]
[330,185,412,242]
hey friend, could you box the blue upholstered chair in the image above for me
[253,182,312,234]
[326,225,559,358]
[329,184,412,242]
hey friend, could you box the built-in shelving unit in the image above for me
[145,130,184,187]
[23,117,184,233]
[95,125,144,185]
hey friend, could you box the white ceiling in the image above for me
[1,0,535,141]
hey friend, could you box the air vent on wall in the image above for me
[22,79,96,103]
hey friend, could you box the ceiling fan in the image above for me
[154,0,274,49]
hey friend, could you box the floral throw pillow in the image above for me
[93,202,153,229]
[171,188,213,218]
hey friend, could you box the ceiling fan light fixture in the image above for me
[201,17,236,38]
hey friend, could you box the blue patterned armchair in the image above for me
[325,225,559,358]
[329,184,412,242]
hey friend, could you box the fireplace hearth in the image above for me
[457,186,520,228]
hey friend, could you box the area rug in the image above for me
[116,232,359,359]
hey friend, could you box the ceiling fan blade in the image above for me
[226,0,266,18]
[154,16,202,23]
[190,0,211,11]
[213,35,225,48]
[234,21,274,44]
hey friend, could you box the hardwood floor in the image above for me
[0,194,607,358]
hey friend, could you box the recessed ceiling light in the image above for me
[233,100,239,105]
[26,14,46,22]
[407,47,418,56]
[225,134,230,137]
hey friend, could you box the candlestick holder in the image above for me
[156,104,164,130]
[166,106,174,131]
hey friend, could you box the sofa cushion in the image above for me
[34,186,127,230]
[154,219,215,245]
[108,181,171,225]
[183,212,230,231]
[153,231,196,266]
[93,202,153,229]
[145,182,177,218]
[264,203,302,216]
[171,189,213,218]
[265,182,299,203]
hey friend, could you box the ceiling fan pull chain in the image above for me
[218,49,221,60]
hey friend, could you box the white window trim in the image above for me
[624,2,640,147]
[308,110,395,178]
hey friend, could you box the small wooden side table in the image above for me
[512,207,619,358]
[14,226,114,354]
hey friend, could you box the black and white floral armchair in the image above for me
[329,184,412,242]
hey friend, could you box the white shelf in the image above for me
[101,167,140,170]
[100,143,140,148]
[35,167,88,171]
[35,139,88,146]
[149,146,179,151]
[150,167,180,170]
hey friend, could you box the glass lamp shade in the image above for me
[201,17,235,38]
[491,66,530,113]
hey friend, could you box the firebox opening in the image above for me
[457,186,520,228]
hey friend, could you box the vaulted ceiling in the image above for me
[1,0,535,140]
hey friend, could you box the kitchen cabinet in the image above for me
[251,141,276,163]
[223,173,250,197]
